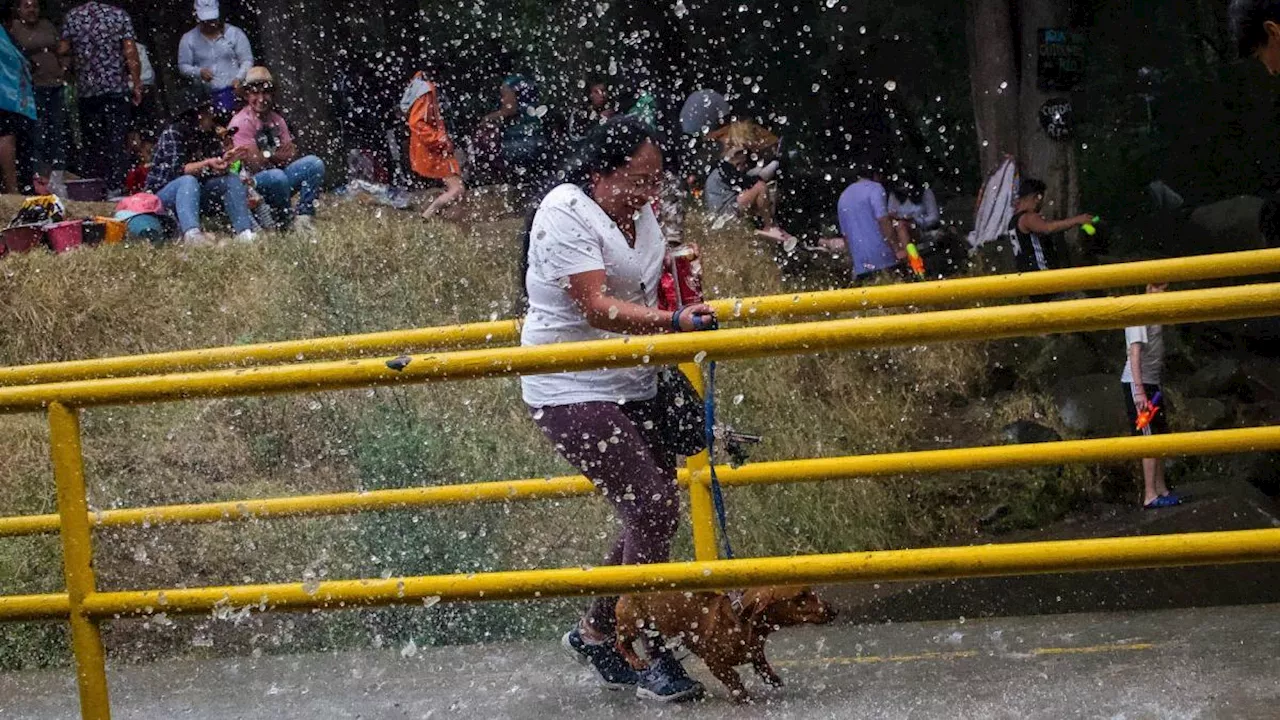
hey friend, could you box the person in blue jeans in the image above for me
[229,66,324,232]
[145,88,255,246]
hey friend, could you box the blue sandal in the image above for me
[1143,493,1182,510]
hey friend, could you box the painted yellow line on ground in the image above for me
[777,642,1156,668]
[1032,642,1155,656]
[775,650,979,667]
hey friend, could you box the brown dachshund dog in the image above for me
[614,586,835,701]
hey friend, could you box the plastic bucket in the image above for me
[94,217,126,244]
[81,220,107,246]
[123,214,167,244]
[1,225,45,254]
[45,220,84,254]
[65,178,107,202]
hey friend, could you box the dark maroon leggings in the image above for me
[531,398,680,635]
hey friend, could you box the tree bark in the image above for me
[967,0,1020,178]
[1016,0,1075,220]
[253,0,340,172]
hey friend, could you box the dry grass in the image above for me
[0,194,1083,668]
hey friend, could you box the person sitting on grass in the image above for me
[230,65,325,232]
[1007,177,1095,273]
[703,121,795,249]
[144,86,256,246]
[1120,282,1182,510]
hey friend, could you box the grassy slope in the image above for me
[0,195,1086,668]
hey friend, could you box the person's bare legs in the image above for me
[1141,457,1170,506]
[421,174,465,220]
[0,135,17,195]
[737,180,775,228]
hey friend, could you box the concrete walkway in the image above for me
[2,603,1277,719]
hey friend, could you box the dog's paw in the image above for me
[728,689,754,705]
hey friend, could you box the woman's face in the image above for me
[589,84,607,108]
[500,85,517,106]
[592,141,664,216]
[17,0,40,24]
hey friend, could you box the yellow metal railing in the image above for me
[2,246,1279,387]
[4,253,1280,719]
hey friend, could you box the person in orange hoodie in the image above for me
[401,62,464,220]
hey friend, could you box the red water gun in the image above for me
[1135,390,1162,431]
[906,243,925,279]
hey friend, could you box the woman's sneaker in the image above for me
[561,627,638,690]
[635,652,704,703]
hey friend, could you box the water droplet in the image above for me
[301,570,320,596]
[732,394,744,405]
[884,80,897,92]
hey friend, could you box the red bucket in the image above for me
[45,220,84,254]
[1,225,45,254]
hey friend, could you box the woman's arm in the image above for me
[566,269,714,334]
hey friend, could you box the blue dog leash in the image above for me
[703,360,734,559]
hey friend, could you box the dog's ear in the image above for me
[739,586,806,623]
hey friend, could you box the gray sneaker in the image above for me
[635,652,704,703]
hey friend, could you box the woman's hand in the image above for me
[673,303,717,332]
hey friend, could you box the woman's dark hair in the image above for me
[1231,0,1280,58]
[1018,177,1047,199]
[515,116,661,312]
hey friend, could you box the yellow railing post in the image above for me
[49,402,111,720]
[680,363,720,561]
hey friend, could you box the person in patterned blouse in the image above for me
[57,1,140,194]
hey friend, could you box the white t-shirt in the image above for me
[520,184,665,407]
[1120,325,1164,386]
[888,188,940,230]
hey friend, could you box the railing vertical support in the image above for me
[49,402,111,720]
[680,363,720,561]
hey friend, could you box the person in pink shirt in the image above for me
[228,65,324,231]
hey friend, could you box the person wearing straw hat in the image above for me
[703,120,796,250]
[178,0,253,113]
[229,65,326,233]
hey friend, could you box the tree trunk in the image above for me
[967,0,1020,178]
[968,0,1080,254]
[1016,0,1075,221]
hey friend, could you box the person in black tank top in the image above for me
[1007,177,1096,273]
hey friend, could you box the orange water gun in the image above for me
[906,243,925,279]
[1135,390,1162,431]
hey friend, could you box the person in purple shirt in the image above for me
[837,163,902,281]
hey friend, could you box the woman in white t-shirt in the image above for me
[520,117,716,703]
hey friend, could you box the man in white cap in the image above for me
[230,65,326,232]
[178,0,253,113]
